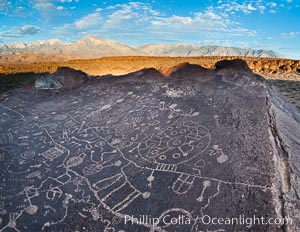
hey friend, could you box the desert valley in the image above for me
[1,37,300,109]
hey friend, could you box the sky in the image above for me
[0,0,299,58]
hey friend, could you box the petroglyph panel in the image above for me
[0,72,281,231]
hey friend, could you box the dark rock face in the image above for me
[0,60,299,231]
[35,66,88,90]
[132,68,165,80]
[166,62,208,78]
[215,59,252,72]
[267,86,300,232]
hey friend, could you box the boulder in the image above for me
[215,59,252,72]
[165,62,208,78]
[35,66,88,90]
[54,66,88,90]
[34,74,63,89]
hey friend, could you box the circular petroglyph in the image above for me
[159,155,167,161]
[137,121,211,165]
[172,153,181,159]
[21,151,36,160]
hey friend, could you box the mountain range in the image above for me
[0,36,281,59]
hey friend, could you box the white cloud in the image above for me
[215,1,283,15]
[257,5,266,13]
[59,0,79,2]
[0,0,11,12]
[267,2,277,8]
[281,32,299,39]
[33,0,56,19]
[150,8,256,38]
[19,25,40,35]
[151,11,231,32]
[0,25,40,41]
[33,0,71,19]
[0,0,7,10]
[216,2,258,14]
[52,1,258,44]
[74,12,102,30]
[104,2,159,30]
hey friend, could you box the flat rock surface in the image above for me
[0,61,299,231]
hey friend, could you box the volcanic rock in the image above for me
[215,59,252,72]
[165,62,208,77]
[34,74,63,89]
[1,60,300,232]
[35,66,88,90]
[131,67,165,80]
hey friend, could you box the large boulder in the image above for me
[34,74,63,89]
[165,62,208,78]
[215,59,265,86]
[35,66,88,90]
[215,59,252,72]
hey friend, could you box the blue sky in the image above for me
[0,0,299,58]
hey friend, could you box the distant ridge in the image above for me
[0,36,144,59]
[0,35,281,59]
[0,52,80,63]
[138,44,281,58]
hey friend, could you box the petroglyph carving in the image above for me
[0,70,279,232]
[172,174,195,195]
[40,144,68,161]
[138,121,211,165]
[66,153,86,167]
[21,151,36,160]
[209,145,228,164]
[83,163,104,176]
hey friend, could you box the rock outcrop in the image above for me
[1,60,300,231]
[215,59,252,72]
[165,62,208,78]
[247,59,300,75]
[34,66,88,90]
